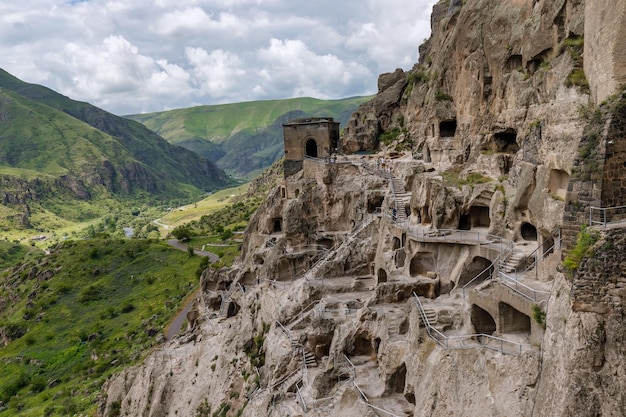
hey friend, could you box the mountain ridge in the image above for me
[0,68,234,233]
[127,95,371,178]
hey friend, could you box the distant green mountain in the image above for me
[127,96,370,179]
[0,68,233,232]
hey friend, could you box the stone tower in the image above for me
[282,117,340,177]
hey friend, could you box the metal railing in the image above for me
[413,293,529,355]
[589,205,626,227]
[340,354,403,417]
[498,271,551,302]
[284,244,329,255]
[304,155,352,165]
[289,299,323,327]
[461,261,496,298]
[515,237,559,279]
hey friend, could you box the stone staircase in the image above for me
[390,176,412,226]
[287,300,323,330]
[416,306,437,327]
[275,321,318,393]
[500,250,525,274]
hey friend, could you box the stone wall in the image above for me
[562,92,626,249]
[571,228,626,314]
[600,93,626,208]
[584,0,626,104]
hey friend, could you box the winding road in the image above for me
[166,239,220,263]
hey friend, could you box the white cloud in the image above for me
[0,0,437,114]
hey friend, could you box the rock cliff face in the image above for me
[100,1,626,416]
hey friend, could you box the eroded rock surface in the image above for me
[99,1,626,416]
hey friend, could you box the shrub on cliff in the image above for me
[563,224,599,277]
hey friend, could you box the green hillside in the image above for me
[127,96,370,178]
[0,68,234,235]
[0,239,202,417]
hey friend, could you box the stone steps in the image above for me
[417,307,437,326]
[501,251,526,274]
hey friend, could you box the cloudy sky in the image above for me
[0,0,436,115]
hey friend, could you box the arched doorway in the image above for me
[521,222,537,241]
[305,139,318,157]
[499,303,531,333]
[410,252,435,277]
[377,268,388,284]
[457,256,493,287]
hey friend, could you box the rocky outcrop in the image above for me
[99,1,626,416]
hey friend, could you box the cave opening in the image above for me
[521,222,538,241]
[305,138,318,157]
[377,268,388,284]
[410,252,436,277]
[440,119,457,138]
[499,302,531,333]
[471,305,496,335]
[457,256,493,287]
[272,218,282,233]
[493,129,519,153]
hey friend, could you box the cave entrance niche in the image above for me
[271,218,283,233]
[377,268,388,284]
[349,333,375,356]
[499,303,531,334]
[368,195,385,213]
[439,119,457,138]
[386,363,407,395]
[470,305,496,335]
[392,237,401,250]
[458,214,471,230]
[404,203,411,218]
[493,129,519,153]
[241,270,257,286]
[226,301,240,318]
[305,138,318,157]
[424,145,431,163]
[276,258,296,282]
[410,252,436,277]
[457,256,493,287]
[470,206,490,228]
[548,169,569,199]
[316,238,334,250]
[520,222,537,241]
[395,250,406,269]
[505,54,523,73]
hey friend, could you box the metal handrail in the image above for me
[497,271,551,302]
[367,404,402,417]
[589,205,626,227]
[412,293,528,355]
[291,300,323,325]
[301,347,309,385]
[276,321,294,343]
[285,244,330,254]
[296,381,307,412]
[271,368,301,389]
[516,239,559,278]
[461,260,496,297]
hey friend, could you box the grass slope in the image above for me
[0,88,136,177]
[127,96,370,178]
[0,68,232,193]
[0,239,203,416]
[0,67,236,236]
